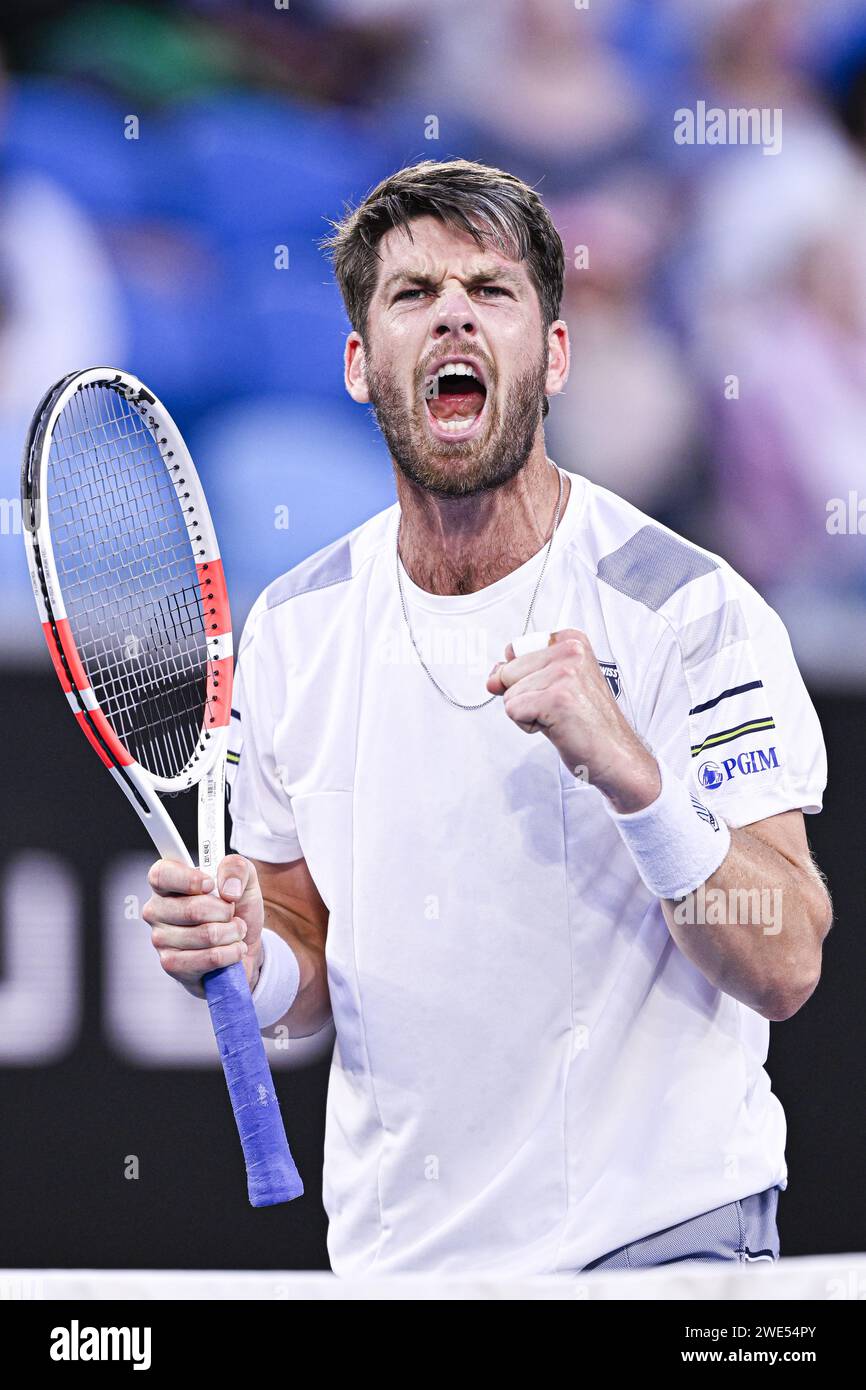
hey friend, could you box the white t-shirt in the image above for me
[226,467,826,1276]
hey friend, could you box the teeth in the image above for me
[436,362,478,380]
[436,416,478,432]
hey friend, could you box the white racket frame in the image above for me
[22,366,233,878]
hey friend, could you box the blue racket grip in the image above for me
[203,960,304,1206]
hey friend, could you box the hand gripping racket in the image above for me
[21,366,303,1206]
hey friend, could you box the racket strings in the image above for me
[47,383,211,780]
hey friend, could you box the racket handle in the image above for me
[202,961,304,1207]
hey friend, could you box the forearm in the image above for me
[253,899,332,1039]
[660,825,830,1020]
[600,748,831,1022]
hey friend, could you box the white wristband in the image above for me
[250,930,301,1030]
[604,754,731,900]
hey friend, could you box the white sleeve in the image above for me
[226,601,303,864]
[641,571,827,831]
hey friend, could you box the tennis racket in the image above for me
[21,366,303,1207]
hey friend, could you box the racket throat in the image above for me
[198,759,226,876]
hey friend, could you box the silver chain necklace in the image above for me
[396,461,565,711]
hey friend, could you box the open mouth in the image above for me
[424,360,488,440]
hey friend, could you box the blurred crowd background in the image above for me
[2,0,866,680]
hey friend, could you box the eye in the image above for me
[475,285,509,298]
[393,288,429,302]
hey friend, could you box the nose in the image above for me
[432,284,477,340]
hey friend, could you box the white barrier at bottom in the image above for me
[0,1256,864,1301]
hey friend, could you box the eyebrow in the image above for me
[380,266,525,297]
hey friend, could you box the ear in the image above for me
[345,332,370,404]
[544,320,570,402]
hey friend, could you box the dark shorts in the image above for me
[581,1185,782,1271]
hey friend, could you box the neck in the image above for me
[396,446,570,596]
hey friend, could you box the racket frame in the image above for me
[22,368,231,862]
[21,367,303,1206]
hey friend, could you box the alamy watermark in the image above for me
[673,884,783,936]
[827,492,866,534]
[674,101,782,156]
[50,1321,151,1370]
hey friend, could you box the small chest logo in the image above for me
[599,660,622,701]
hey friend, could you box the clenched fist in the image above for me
[486,628,661,814]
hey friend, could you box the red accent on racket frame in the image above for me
[73,710,124,769]
[42,620,133,768]
[42,619,73,692]
[84,704,134,767]
[197,559,231,637]
[43,617,91,693]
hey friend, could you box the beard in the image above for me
[364,340,548,499]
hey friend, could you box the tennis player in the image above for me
[144,160,832,1276]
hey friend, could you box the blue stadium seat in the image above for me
[3,77,161,220]
[165,93,393,238]
[188,394,395,625]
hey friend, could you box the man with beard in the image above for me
[143,160,831,1277]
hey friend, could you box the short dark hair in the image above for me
[322,158,565,338]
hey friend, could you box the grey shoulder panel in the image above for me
[596,524,717,612]
[265,536,353,610]
[677,599,748,670]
